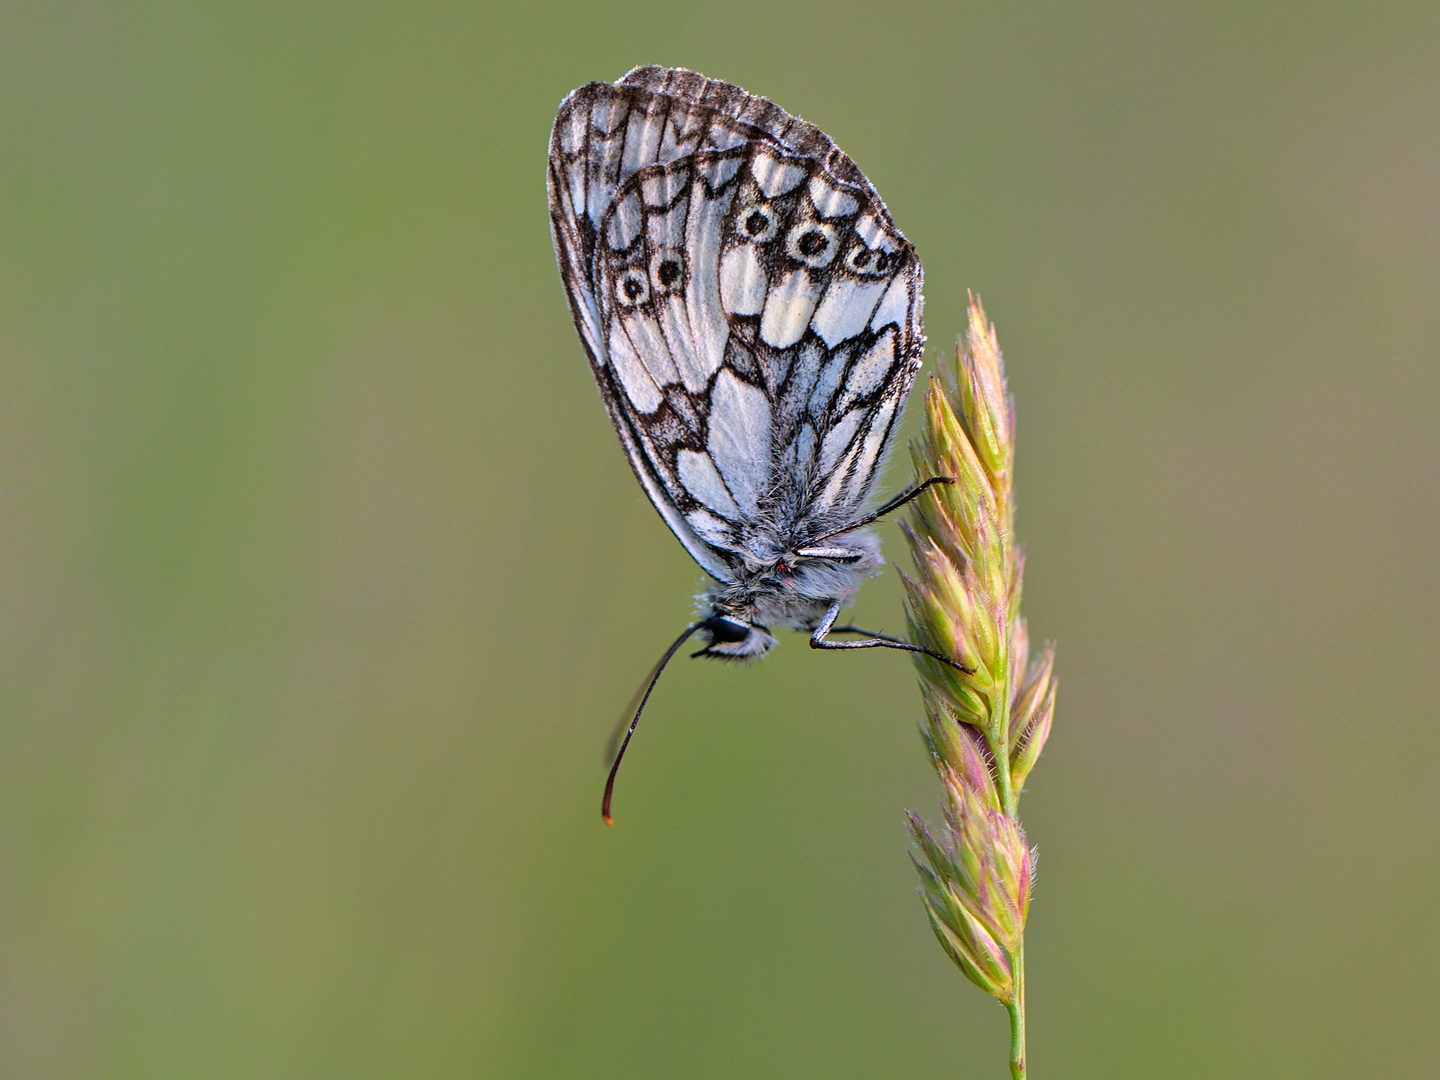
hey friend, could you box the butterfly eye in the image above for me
[738,204,778,243]
[615,268,650,307]
[786,221,838,268]
[845,243,890,276]
[704,615,753,644]
[649,249,686,293]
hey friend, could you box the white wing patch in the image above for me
[719,245,767,316]
[807,346,849,419]
[704,120,749,153]
[585,105,628,228]
[751,151,807,197]
[810,274,891,348]
[696,155,744,190]
[853,212,897,250]
[686,507,734,547]
[607,320,664,413]
[682,183,735,389]
[678,448,741,517]
[618,309,679,387]
[843,330,896,402]
[641,167,689,210]
[621,100,666,180]
[869,274,910,332]
[846,394,900,502]
[606,190,644,251]
[818,408,864,475]
[707,369,772,518]
[808,174,859,219]
[761,268,822,348]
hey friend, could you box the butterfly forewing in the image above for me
[548,66,924,578]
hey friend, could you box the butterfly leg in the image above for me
[808,599,972,672]
[802,476,956,547]
[828,623,913,646]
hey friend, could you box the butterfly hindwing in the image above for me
[548,67,924,579]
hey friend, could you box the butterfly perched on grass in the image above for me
[547,66,965,823]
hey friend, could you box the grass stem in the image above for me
[1007,939,1026,1079]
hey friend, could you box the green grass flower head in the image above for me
[902,297,1056,1079]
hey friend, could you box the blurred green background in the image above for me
[2,2,1436,1077]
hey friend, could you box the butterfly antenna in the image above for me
[604,646,674,764]
[602,621,706,826]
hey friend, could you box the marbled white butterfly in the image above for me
[548,67,966,823]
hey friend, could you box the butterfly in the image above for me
[547,66,966,823]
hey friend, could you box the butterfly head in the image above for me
[692,613,777,661]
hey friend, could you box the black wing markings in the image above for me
[548,68,924,575]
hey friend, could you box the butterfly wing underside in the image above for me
[547,66,924,582]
